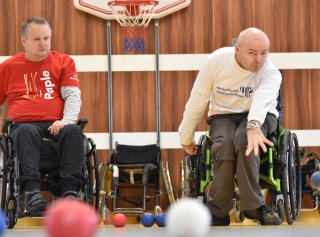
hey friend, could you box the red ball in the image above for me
[44,199,99,237]
[112,213,127,227]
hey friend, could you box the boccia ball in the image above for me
[310,171,320,189]
[0,210,6,236]
[141,213,155,227]
[112,213,127,227]
[155,213,166,227]
[45,199,99,237]
[166,198,211,237]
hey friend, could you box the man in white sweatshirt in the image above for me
[178,27,282,225]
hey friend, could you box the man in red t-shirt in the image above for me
[0,17,84,212]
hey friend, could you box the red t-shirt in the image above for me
[0,51,80,122]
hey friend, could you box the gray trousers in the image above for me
[205,113,277,217]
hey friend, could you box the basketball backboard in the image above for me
[73,0,191,20]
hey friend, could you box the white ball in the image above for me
[166,198,211,237]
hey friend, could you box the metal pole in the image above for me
[107,20,113,158]
[155,19,161,146]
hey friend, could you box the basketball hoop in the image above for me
[108,0,159,52]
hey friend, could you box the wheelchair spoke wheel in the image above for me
[83,136,100,210]
[160,161,177,204]
[0,134,8,210]
[280,129,294,225]
[195,134,212,197]
[180,160,186,198]
[98,164,112,222]
[289,133,302,220]
[180,156,196,198]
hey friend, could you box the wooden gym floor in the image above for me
[3,210,320,237]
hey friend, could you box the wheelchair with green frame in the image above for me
[180,104,302,225]
[0,118,100,229]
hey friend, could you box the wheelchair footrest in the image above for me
[29,211,45,217]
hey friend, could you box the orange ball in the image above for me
[45,199,99,237]
[112,213,127,227]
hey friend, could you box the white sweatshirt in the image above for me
[178,47,282,145]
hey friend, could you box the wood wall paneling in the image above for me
[1,0,320,210]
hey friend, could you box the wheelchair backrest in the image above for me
[111,143,160,165]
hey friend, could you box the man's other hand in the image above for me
[48,120,69,136]
[245,128,273,157]
[182,142,197,155]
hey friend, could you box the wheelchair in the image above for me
[180,115,302,225]
[99,142,162,219]
[0,118,100,229]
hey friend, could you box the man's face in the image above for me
[235,40,269,72]
[21,23,51,62]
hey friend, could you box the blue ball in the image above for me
[155,213,166,227]
[0,210,6,236]
[141,213,155,227]
[310,171,320,189]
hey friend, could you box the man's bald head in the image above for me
[235,27,270,72]
[236,27,270,48]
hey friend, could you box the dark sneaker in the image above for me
[243,209,259,220]
[257,205,282,225]
[211,215,230,226]
[62,191,81,201]
[27,190,47,212]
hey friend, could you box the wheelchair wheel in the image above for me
[0,135,7,210]
[180,156,196,198]
[180,160,187,198]
[275,199,285,221]
[161,161,177,204]
[6,204,16,229]
[84,137,100,210]
[288,133,302,220]
[280,129,294,225]
[195,134,212,197]
[0,135,17,229]
[98,163,112,223]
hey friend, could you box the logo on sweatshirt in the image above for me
[69,73,79,81]
[23,70,55,99]
[240,86,253,98]
[24,72,41,98]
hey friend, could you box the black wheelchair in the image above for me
[99,142,162,219]
[180,111,302,225]
[0,118,100,229]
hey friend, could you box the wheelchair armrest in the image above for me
[76,118,88,131]
[1,118,89,133]
[2,118,13,134]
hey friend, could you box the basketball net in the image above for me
[108,0,158,53]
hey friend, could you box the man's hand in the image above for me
[245,128,273,157]
[48,120,69,136]
[182,142,197,155]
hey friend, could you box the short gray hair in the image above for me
[21,17,51,37]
